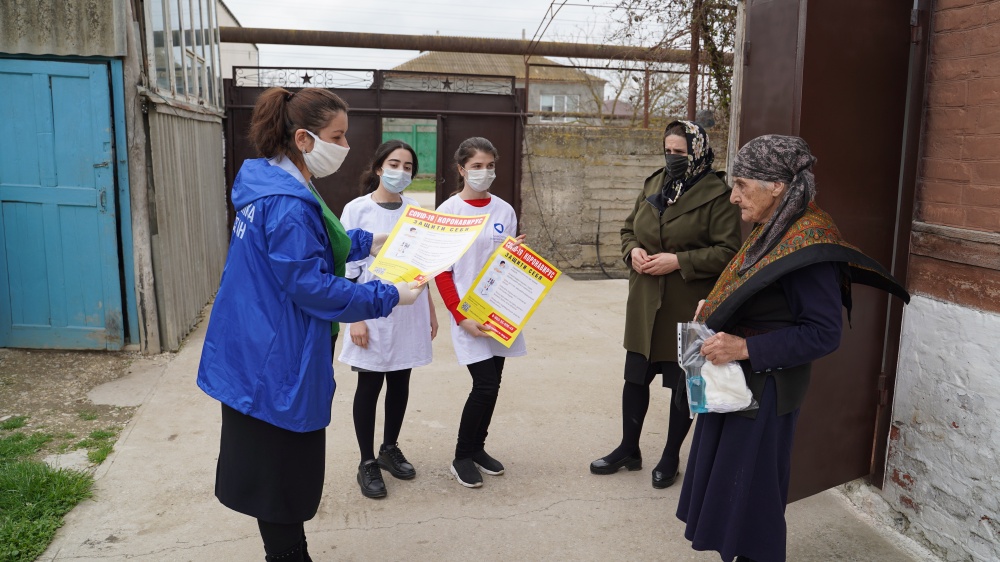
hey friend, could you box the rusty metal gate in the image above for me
[737,0,917,502]
[224,68,524,224]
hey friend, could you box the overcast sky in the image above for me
[221,0,621,70]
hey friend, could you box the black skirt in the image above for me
[623,351,684,389]
[215,403,326,524]
[676,376,799,562]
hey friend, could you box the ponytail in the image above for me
[248,87,349,167]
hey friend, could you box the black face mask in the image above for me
[664,153,689,180]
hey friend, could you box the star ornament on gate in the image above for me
[301,72,313,84]
[442,77,452,90]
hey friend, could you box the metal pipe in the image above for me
[220,27,732,65]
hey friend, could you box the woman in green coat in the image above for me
[590,120,741,488]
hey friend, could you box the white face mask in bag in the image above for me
[301,130,349,178]
[463,168,496,192]
[380,167,412,193]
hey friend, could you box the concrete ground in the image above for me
[38,270,930,561]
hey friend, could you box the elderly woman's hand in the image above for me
[700,332,749,365]
[640,252,680,276]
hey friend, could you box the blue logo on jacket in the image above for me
[494,223,504,234]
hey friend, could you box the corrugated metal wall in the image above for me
[147,107,228,351]
[0,0,127,57]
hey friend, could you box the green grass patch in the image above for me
[1,416,27,431]
[407,178,436,192]
[77,411,98,421]
[87,443,113,465]
[0,431,93,562]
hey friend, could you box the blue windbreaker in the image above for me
[197,158,400,432]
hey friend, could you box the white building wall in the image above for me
[216,0,258,79]
[850,296,1000,562]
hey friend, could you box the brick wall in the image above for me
[911,0,1000,313]
[858,3,1000,561]
[519,125,728,278]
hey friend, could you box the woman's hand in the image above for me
[511,233,527,247]
[630,247,650,273]
[459,318,493,338]
[700,332,749,365]
[640,252,680,276]
[349,322,369,350]
[430,311,439,340]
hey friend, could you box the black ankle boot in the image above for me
[265,541,304,561]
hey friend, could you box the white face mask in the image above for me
[464,168,496,192]
[301,130,349,178]
[380,167,412,194]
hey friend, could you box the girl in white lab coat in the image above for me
[340,140,437,499]
[434,137,526,489]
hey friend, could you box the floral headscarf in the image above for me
[653,120,715,209]
[731,134,818,274]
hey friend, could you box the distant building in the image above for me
[390,52,607,124]
[216,0,258,80]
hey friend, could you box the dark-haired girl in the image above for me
[434,137,527,489]
[339,140,438,499]
[196,87,425,561]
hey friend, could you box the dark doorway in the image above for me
[737,0,914,502]
[224,68,524,228]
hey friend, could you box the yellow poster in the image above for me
[369,205,489,285]
[458,237,562,347]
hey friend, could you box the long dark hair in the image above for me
[248,87,348,169]
[453,137,498,191]
[360,140,419,194]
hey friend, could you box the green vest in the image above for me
[307,182,352,336]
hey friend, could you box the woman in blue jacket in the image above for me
[197,87,424,562]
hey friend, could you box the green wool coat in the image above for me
[621,169,742,362]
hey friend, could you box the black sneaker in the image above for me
[472,450,505,475]
[357,459,387,499]
[378,442,416,480]
[450,458,483,488]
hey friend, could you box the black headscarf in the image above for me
[731,134,818,274]
[648,120,715,211]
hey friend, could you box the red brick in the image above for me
[963,136,1000,160]
[931,29,972,59]
[918,201,967,226]
[964,184,1000,207]
[979,105,1000,134]
[969,22,1000,56]
[920,180,964,203]
[929,58,984,82]
[972,160,1000,182]
[935,4,991,33]
[923,134,965,160]
[965,207,1000,230]
[909,255,1000,314]
[921,158,972,182]
[928,80,968,107]
[935,0,986,9]
[925,107,976,134]
[969,78,1000,105]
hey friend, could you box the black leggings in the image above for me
[455,356,505,459]
[257,519,307,560]
[610,365,693,468]
[353,369,412,462]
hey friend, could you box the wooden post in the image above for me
[687,0,704,121]
[643,68,650,129]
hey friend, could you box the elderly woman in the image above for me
[590,120,741,488]
[676,135,908,562]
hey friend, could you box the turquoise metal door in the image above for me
[0,59,124,350]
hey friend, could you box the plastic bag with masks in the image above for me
[677,322,758,417]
